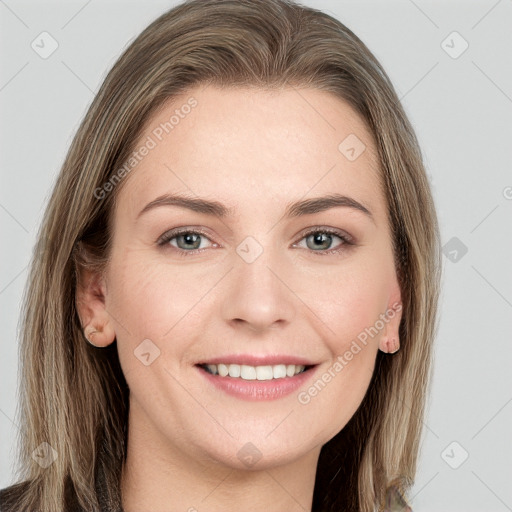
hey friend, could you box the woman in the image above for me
[0,0,441,510]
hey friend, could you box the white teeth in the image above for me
[256,366,273,381]
[202,363,307,380]
[228,364,241,378]
[273,364,287,379]
[240,365,257,380]
[218,363,229,377]
[205,364,217,374]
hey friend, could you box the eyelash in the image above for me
[156,227,355,257]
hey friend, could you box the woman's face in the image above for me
[96,85,402,470]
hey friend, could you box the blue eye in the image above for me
[157,227,354,256]
[157,228,215,254]
[294,228,354,255]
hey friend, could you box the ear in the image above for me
[378,287,403,354]
[75,267,116,348]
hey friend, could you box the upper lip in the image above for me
[196,354,318,366]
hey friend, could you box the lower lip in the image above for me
[196,365,319,401]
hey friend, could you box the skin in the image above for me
[77,85,402,512]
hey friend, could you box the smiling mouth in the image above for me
[197,363,315,380]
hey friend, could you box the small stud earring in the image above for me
[384,338,400,354]
[390,338,400,354]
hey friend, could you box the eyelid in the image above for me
[295,226,355,245]
[157,226,216,247]
[157,225,356,255]
[291,227,355,256]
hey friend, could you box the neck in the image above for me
[120,399,320,512]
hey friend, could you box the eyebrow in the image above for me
[137,193,374,223]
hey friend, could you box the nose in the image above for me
[221,248,296,333]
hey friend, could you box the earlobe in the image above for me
[76,268,116,348]
[378,299,403,354]
[381,337,400,354]
[83,320,116,348]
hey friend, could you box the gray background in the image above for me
[1,1,511,510]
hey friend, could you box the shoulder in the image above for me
[0,480,31,512]
[0,478,87,512]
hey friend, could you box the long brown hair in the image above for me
[8,0,441,510]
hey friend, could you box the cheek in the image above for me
[308,261,391,353]
[296,271,385,434]
[105,248,219,377]
[106,248,201,335]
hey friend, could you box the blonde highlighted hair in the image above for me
[7,0,441,510]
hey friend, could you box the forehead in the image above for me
[115,85,384,221]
